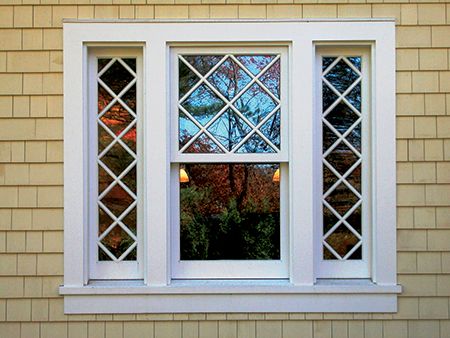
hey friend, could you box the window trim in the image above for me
[62,19,400,313]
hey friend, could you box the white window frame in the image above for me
[88,47,144,280]
[170,46,289,279]
[61,19,400,314]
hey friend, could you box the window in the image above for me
[62,20,400,313]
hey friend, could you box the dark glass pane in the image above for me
[122,58,136,72]
[348,246,362,260]
[100,142,134,177]
[98,58,110,72]
[346,164,361,193]
[123,247,137,261]
[98,125,113,153]
[325,102,359,136]
[98,85,113,113]
[183,55,223,76]
[184,133,224,154]
[347,123,361,152]
[347,56,361,71]
[181,84,225,126]
[322,57,336,71]
[236,133,275,153]
[346,82,361,111]
[98,166,114,194]
[322,84,338,112]
[325,142,358,176]
[179,112,200,149]
[100,226,134,260]
[122,165,137,194]
[122,207,137,235]
[259,110,280,149]
[99,59,135,95]
[234,83,277,126]
[324,59,359,94]
[323,166,338,193]
[323,246,337,260]
[121,126,136,153]
[100,184,133,218]
[207,110,251,151]
[208,58,251,100]
[325,225,359,259]
[322,124,338,153]
[236,55,276,76]
[121,84,136,112]
[179,60,200,99]
[180,163,280,260]
[325,182,359,217]
[323,206,339,234]
[345,206,361,234]
[98,208,113,235]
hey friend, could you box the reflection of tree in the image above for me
[179,55,281,153]
[180,164,280,260]
[322,57,362,260]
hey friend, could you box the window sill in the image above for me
[60,280,401,313]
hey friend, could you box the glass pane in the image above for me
[322,55,363,261]
[179,54,281,154]
[97,57,138,262]
[208,58,251,100]
[179,163,280,260]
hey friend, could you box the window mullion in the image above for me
[289,39,315,285]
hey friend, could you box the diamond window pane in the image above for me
[100,226,135,260]
[100,59,135,95]
[234,83,277,126]
[325,225,359,259]
[100,184,134,218]
[100,102,134,137]
[325,142,358,176]
[325,102,359,136]
[346,83,361,111]
[207,109,252,151]
[324,59,359,94]
[208,58,251,100]
[99,142,134,177]
[325,183,359,217]
[181,84,225,126]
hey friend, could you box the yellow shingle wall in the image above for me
[0,1,449,337]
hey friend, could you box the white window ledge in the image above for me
[60,280,401,313]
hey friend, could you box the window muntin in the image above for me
[88,48,143,280]
[316,47,371,278]
[171,47,289,279]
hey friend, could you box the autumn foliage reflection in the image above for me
[180,163,280,260]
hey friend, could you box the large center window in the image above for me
[170,47,289,279]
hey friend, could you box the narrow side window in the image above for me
[88,48,143,280]
[316,47,371,279]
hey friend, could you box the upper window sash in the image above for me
[170,46,289,163]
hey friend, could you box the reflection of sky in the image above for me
[179,55,281,153]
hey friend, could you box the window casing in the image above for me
[62,20,400,313]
